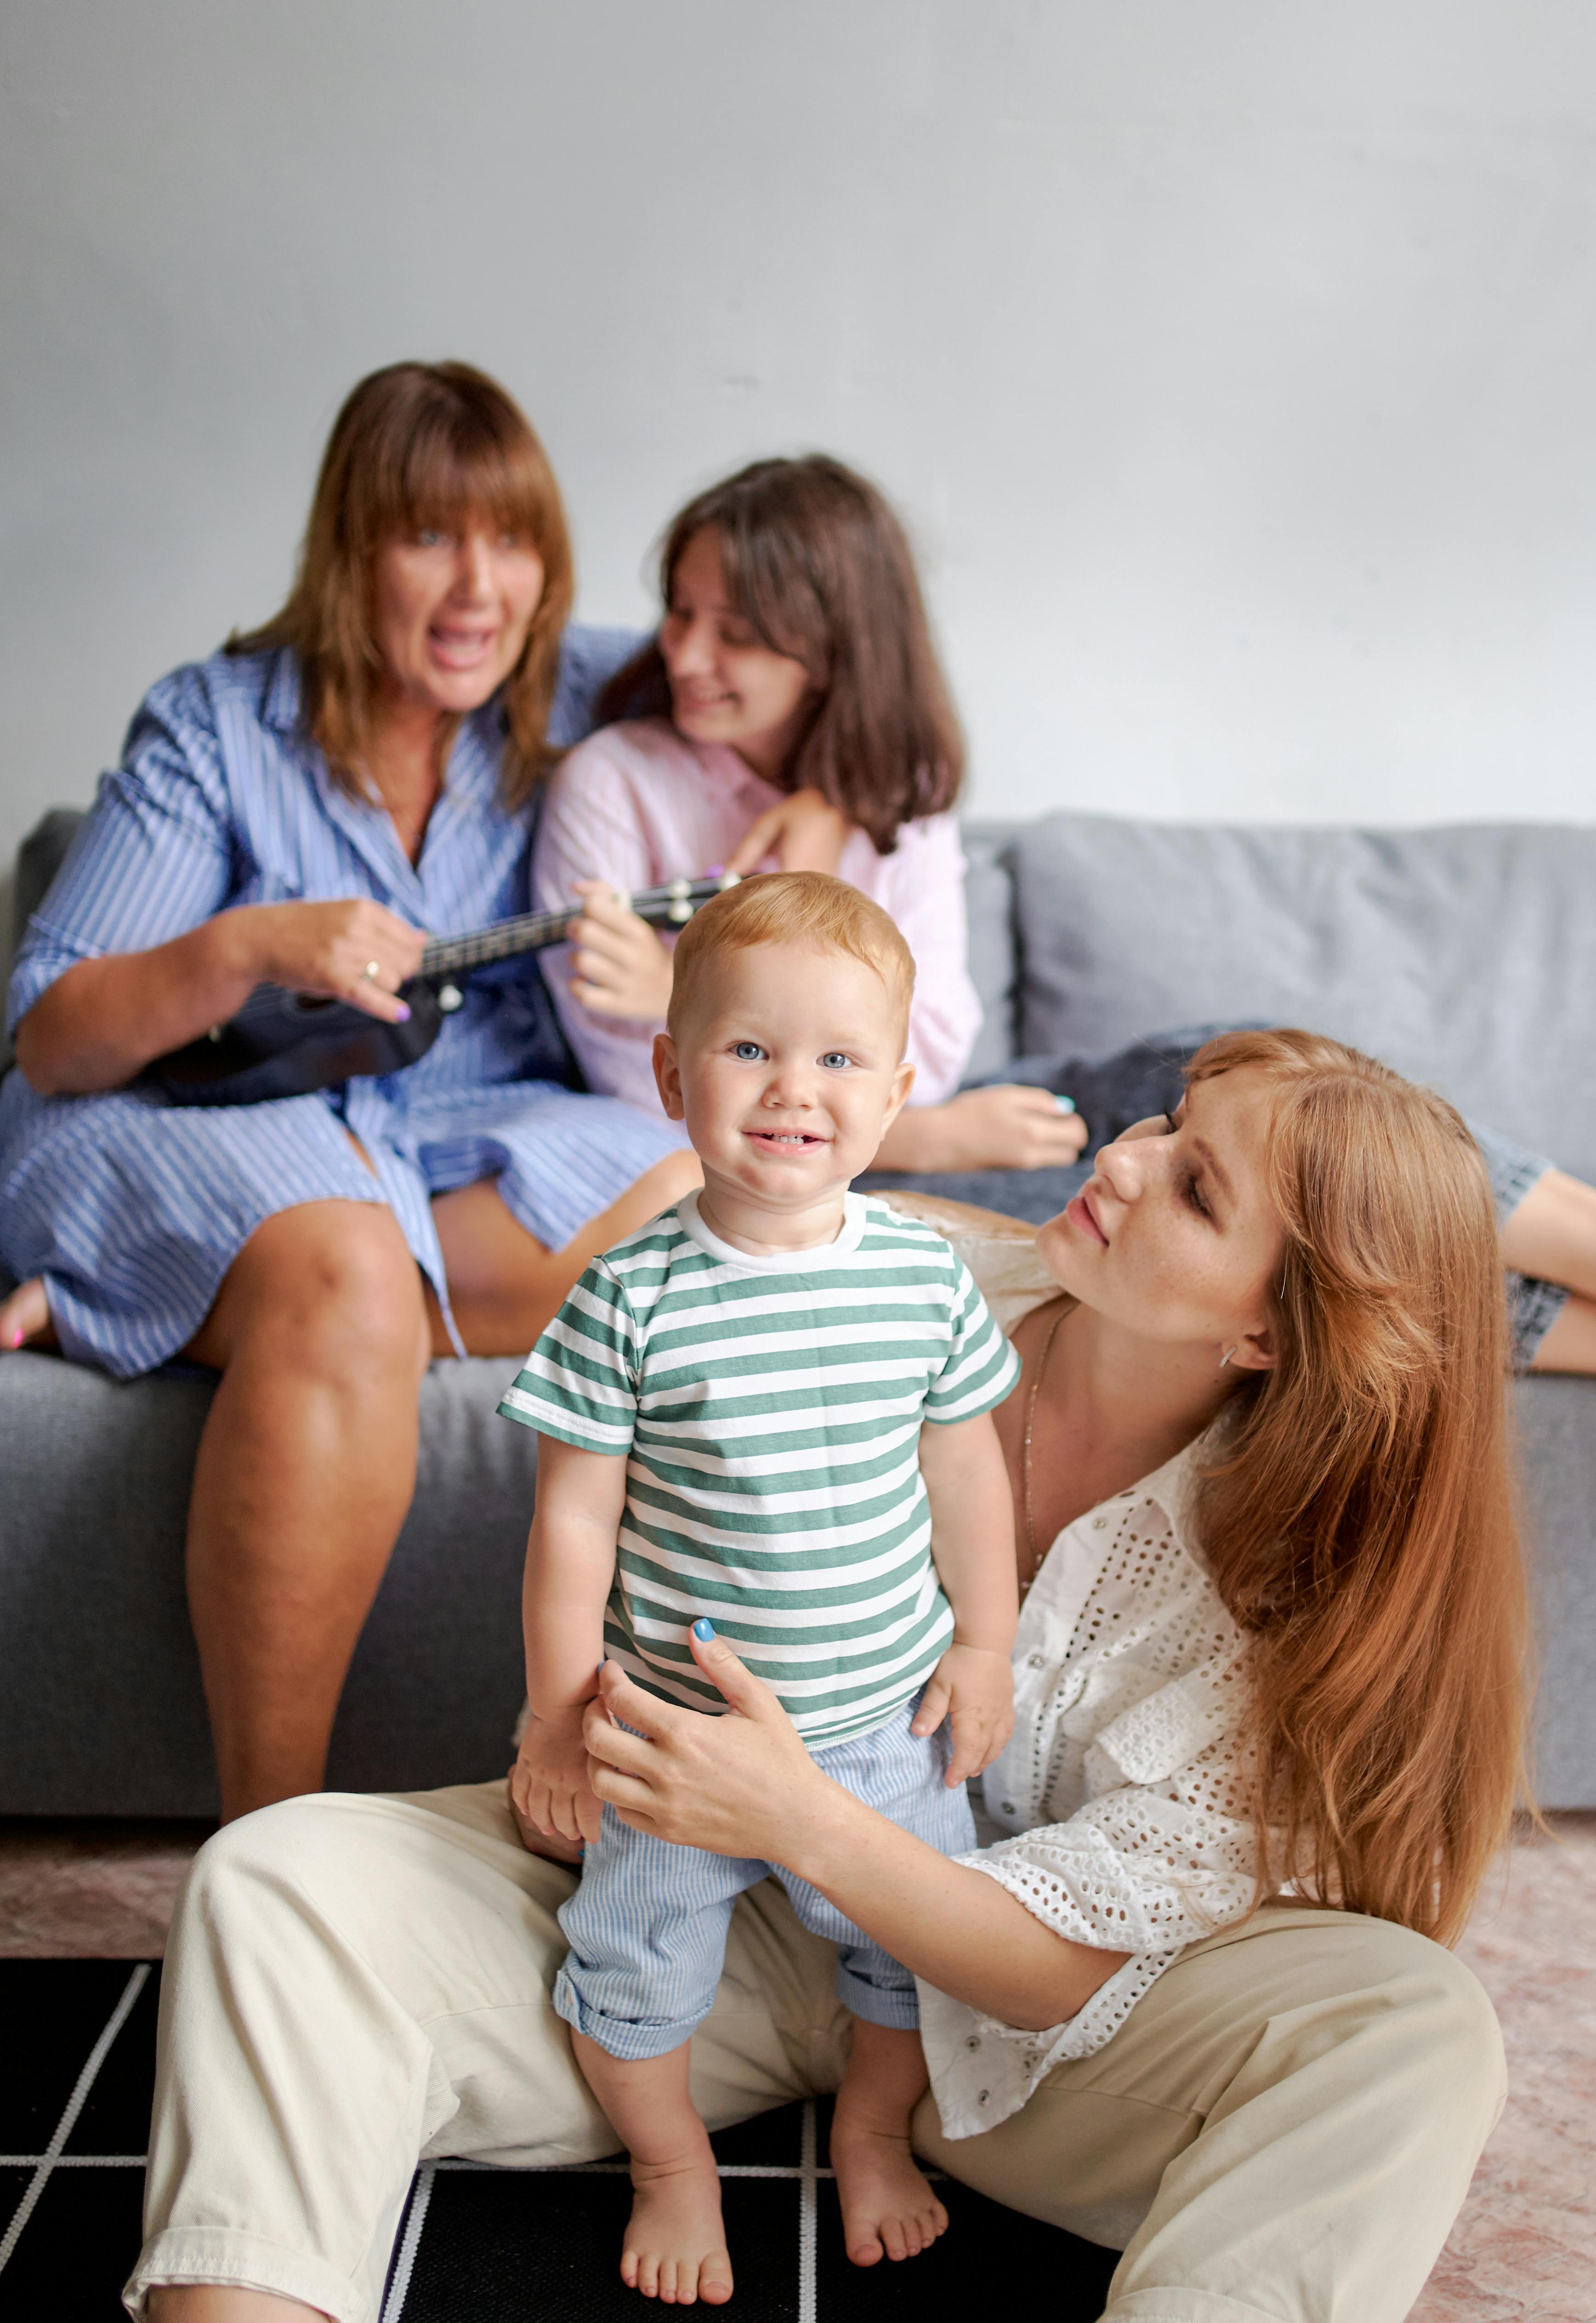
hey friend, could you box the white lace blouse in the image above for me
[900,1210,1261,2141]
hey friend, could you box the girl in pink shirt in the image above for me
[532,456,1088,1176]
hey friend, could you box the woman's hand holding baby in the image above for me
[911,1643,1015,1785]
[583,1632,829,1865]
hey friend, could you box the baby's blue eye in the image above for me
[733,1041,765,1062]
[821,1052,852,1070]
[416,528,449,549]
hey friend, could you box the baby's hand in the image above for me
[912,1645,1015,1787]
[510,1703,603,1847]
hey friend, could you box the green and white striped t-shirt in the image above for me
[498,1192,1021,1746]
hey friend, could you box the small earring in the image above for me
[1219,1346,1236,1371]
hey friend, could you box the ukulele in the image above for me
[146,874,739,1107]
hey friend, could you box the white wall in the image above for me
[4,0,1596,892]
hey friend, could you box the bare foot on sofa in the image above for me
[0,1274,55,1352]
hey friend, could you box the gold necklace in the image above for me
[1021,1299,1071,1594]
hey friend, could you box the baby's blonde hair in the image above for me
[666,871,915,1049]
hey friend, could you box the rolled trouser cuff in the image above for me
[125,2227,365,2323]
[552,1965,709,2060]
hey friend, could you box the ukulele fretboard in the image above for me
[417,875,738,980]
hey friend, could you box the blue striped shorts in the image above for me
[553,1695,976,2060]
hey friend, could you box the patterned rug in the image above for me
[0,1959,1119,2320]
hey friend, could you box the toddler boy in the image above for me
[499,871,1020,2305]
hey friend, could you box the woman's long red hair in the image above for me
[1189,1029,1529,1944]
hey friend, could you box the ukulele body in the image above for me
[149,978,449,1105]
[142,873,733,1107]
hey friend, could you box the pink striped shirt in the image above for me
[532,718,982,1118]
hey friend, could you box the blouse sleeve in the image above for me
[919,1643,1260,2136]
[879,813,983,1107]
[530,740,674,1117]
[968,1651,1258,1956]
[7,671,236,1039]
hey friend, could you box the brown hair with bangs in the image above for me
[666,871,915,1043]
[598,455,963,853]
[1184,1028,1529,1945]
[230,360,573,807]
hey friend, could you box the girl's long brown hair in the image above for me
[230,361,574,807]
[1189,1029,1528,1945]
[597,455,963,852]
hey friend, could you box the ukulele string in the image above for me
[416,876,731,980]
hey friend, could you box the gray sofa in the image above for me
[3,809,1593,1813]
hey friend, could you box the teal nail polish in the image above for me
[692,1619,716,1641]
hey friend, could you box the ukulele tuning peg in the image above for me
[667,899,694,922]
[437,985,464,1014]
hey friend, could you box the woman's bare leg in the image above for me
[183,1201,432,1822]
[432,1148,702,1357]
[1499,1168,1596,1376]
[1499,1167,1596,1299]
[1528,1294,1596,1374]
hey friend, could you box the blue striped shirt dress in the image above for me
[0,630,683,1378]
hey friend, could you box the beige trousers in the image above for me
[126,1782,1505,2323]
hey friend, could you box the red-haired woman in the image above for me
[130,1031,1523,2321]
[0,363,699,1821]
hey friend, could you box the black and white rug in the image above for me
[0,1961,1118,2320]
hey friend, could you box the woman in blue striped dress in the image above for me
[0,362,699,1822]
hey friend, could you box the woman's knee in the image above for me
[180,1797,341,1914]
[202,1202,428,1373]
[173,1796,415,1976]
[1237,1913,1508,2130]
[1392,1934,1506,2107]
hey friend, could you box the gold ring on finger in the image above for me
[362,960,381,983]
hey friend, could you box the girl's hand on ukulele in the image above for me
[725,788,852,876]
[565,882,676,1020]
[221,899,426,1024]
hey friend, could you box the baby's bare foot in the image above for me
[621,2153,733,2305]
[829,2110,948,2267]
[0,1277,52,1354]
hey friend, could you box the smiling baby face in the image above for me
[654,936,914,1220]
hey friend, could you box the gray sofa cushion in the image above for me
[1010,815,1596,1181]
[960,825,1019,1081]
